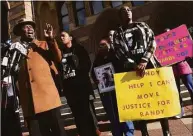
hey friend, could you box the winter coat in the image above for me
[18,39,61,117]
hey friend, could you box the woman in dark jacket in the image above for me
[57,31,98,136]
[91,38,135,136]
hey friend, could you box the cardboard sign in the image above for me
[114,67,181,122]
[155,25,193,66]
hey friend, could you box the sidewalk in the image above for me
[64,105,193,136]
[134,105,193,136]
[22,105,192,136]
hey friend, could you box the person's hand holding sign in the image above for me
[136,60,148,77]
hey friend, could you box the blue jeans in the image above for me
[175,74,193,105]
[100,91,134,136]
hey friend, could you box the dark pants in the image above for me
[1,97,22,136]
[66,94,97,136]
[100,91,134,136]
[175,74,193,105]
[89,100,99,129]
[137,118,170,136]
[26,107,67,136]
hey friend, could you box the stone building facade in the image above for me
[2,1,193,61]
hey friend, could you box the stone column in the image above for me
[24,1,33,19]
[65,1,74,24]
[103,1,111,8]
[123,1,133,8]
[8,1,33,41]
[66,1,76,31]
[84,1,92,17]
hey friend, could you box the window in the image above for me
[132,1,145,6]
[61,3,69,31]
[92,1,103,14]
[75,1,86,25]
[112,1,123,8]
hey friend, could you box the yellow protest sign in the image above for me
[114,67,181,122]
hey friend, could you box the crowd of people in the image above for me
[1,5,193,136]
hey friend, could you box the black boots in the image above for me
[139,121,150,136]
[163,131,172,136]
[139,119,172,136]
[160,118,172,136]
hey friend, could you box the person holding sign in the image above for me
[91,37,135,136]
[112,6,171,136]
[165,28,193,118]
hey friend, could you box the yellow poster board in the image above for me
[114,67,181,122]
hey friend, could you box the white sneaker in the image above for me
[175,108,185,118]
[175,114,183,119]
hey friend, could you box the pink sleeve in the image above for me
[176,61,192,75]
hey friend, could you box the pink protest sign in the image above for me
[155,25,193,66]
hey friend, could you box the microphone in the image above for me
[2,41,28,78]
[1,40,12,67]
[9,50,18,67]
[9,42,28,73]
[9,42,28,56]
[1,40,12,49]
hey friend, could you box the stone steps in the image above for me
[19,81,192,131]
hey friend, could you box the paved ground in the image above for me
[65,105,193,136]
[22,105,192,136]
[22,77,193,136]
